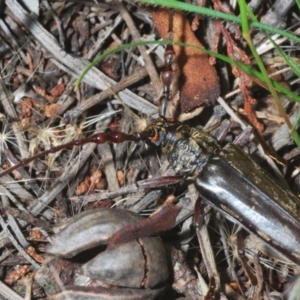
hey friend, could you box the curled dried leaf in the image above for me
[26,246,45,264]
[30,228,45,240]
[17,98,33,118]
[117,170,125,186]
[44,104,60,117]
[5,265,31,285]
[50,83,65,97]
[75,167,104,195]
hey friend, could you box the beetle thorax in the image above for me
[161,124,220,177]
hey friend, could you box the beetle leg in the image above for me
[233,126,253,147]
[193,197,206,229]
[237,230,258,286]
[107,204,182,249]
[137,175,184,189]
[203,276,218,300]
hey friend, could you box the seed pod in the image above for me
[81,236,169,288]
[39,208,169,298]
[49,286,165,300]
[46,208,145,258]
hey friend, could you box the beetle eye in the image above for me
[148,129,164,147]
[149,129,159,142]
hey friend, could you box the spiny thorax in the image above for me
[161,123,221,177]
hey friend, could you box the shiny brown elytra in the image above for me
[143,117,300,266]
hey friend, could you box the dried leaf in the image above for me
[76,167,104,195]
[30,228,45,240]
[44,104,60,117]
[49,83,65,97]
[36,86,56,103]
[17,98,33,118]
[5,265,31,284]
[26,246,45,264]
[117,170,125,186]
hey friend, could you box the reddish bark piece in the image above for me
[50,83,65,97]
[150,8,220,112]
[44,103,60,117]
[25,246,45,264]
[17,97,33,118]
[75,167,105,195]
[4,265,31,284]
[107,204,182,249]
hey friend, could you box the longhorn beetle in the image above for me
[1,3,300,273]
[2,66,300,269]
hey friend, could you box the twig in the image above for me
[115,1,162,95]
[0,77,29,160]
[42,0,65,47]
[0,280,24,300]
[0,214,40,270]
[6,0,157,116]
